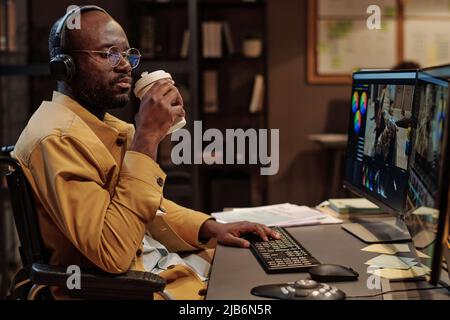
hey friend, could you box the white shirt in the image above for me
[142,234,211,282]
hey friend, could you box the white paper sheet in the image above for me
[367,266,427,280]
[212,203,341,227]
[361,244,411,255]
[365,254,418,270]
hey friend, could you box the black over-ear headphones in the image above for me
[49,5,107,82]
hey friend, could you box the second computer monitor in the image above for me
[406,69,450,284]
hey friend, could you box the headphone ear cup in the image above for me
[49,54,76,82]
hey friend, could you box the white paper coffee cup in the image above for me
[134,70,186,134]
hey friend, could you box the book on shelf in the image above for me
[222,21,235,55]
[202,23,208,58]
[249,74,264,113]
[6,0,16,52]
[180,29,190,58]
[0,0,6,51]
[202,21,222,58]
[140,15,156,59]
[203,70,219,113]
[0,0,17,52]
[213,22,222,57]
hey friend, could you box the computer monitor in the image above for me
[344,67,450,284]
[343,70,418,243]
[405,67,450,285]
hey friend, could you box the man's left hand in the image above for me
[199,220,281,248]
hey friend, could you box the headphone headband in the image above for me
[53,5,107,55]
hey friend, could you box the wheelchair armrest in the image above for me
[30,263,166,300]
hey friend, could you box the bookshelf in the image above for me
[201,0,268,213]
[130,0,268,212]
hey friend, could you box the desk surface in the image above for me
[206,223,450,300]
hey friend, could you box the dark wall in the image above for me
[267,0,351,206]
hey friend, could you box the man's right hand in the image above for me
[130,80,185,160]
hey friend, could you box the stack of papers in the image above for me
[362,244,431,259]
[367,266,428,280]
[362,244,431,280]
[212,203,342,227]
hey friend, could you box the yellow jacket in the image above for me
[14,91,213,299]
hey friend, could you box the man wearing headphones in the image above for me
[13,6,279,299]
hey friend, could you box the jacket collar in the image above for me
[51,91,134,149]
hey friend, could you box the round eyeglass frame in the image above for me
[70,46,142,69]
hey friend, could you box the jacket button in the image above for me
[116,137,126,146]
[198,289,207,296]
[157,177,164,187]
[136,249,143,257]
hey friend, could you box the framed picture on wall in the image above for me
[307,0,450,84]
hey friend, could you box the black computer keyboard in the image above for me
[245,226,320,274]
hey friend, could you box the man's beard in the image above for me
[73,78,131,117]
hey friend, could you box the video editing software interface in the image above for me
[407,73,449,212]
[344,71,449,215]
[407,73,449,273]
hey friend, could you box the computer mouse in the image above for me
[251,279,346,300]
[308,264,359,282]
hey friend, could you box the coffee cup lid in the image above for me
[134,70,172,98]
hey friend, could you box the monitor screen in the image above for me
[405,71,450,283]
[344,71,418,213]
[407,73,449,210]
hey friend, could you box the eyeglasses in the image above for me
[70,46,142,69]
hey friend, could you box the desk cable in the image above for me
[347,281,450,299]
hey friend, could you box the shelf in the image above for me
[203,111,263,118]
[0,51,23,57]
[134,0,188,8]
[134,0,265,8]
[201,55,264,63]
[160,164,195,172]
[0,64,49,76]
[200,0,265,8]
[136,59,192,75]
[200,163,263,175]
[0,61,194,77]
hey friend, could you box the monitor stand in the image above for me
[342,217,412,244]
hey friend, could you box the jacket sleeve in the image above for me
[159,198,213,249]
[24,135,166,274]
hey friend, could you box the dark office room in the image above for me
[0,0,449,308]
